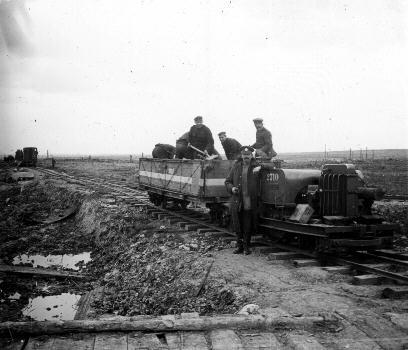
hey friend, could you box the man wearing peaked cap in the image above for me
[240,145,255,153]
[252,118,277,160]
[187,116,215,159]
[225,145,259,255]
[218,131,242,160]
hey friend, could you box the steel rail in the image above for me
[328,256,408,284]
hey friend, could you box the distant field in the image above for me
[40,148,408,162]
[280,149,408,163]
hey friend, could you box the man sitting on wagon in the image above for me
[187,116,215,159]
[225,146,259,255]
[175,132,189,159]
[218,131,242,160]
[251,118,277,160]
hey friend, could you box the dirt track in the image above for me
[1,159,408,349]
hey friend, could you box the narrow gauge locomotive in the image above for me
[138,158,397,252]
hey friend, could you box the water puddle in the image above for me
[22,293,81,321]
[13,252,91,270]
[8,292,21,300]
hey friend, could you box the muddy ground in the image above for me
[1,158,408,348]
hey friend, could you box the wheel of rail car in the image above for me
[299,235,317,250]
[179,200,189,210]
[160,198,167,209]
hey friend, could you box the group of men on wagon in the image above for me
[152,116,277,256]
[152,115,276,162]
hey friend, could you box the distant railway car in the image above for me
[138,158,235,223]
[22,147,38,167]
[15,149,23,162]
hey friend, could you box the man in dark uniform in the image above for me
[175,132,189,159]
[251,118,277,160]
[152,143,176,159]
[218,131,242,160]
[225,146,259,255]
[187,116,214,159]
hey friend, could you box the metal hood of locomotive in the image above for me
[260,164,321,205]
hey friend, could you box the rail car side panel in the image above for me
[201,160,236,198]
[138,159,234,201]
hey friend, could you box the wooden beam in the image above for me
[0,265,85,279]
[0,314,337,336]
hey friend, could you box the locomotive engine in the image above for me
[258,164,397,252]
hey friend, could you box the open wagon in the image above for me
[138,158,235,224]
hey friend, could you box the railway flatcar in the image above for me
[139,158,398,252]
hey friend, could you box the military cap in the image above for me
[240,145,255,154]
[218,131,226,137]
[194,116,203,122]
[253,117,263,123]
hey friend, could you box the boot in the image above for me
[244,240,251,255]
[233,240,244,254]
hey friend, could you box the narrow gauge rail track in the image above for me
[383,194,408,201]
[37,167,408,285]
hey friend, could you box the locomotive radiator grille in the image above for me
[320,174,349,217]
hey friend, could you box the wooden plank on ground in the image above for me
[253,246,281,254]
[128,332,167,350]
[165,333,182,350]
[210,329,243,350]
[336,308,407,349]
[286,334,325,350]
[322,266,350,274]
[0,265,84,279]
[179,332,208,350]
[74,292,92,320]
[353,274,383,285]
[267,252,304,260]
[25,335,55,350]
[293,259,319,267]
[52,333,95,350]
[94,332,127,350]
[240,332,283,349]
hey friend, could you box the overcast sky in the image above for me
[1,0,407,156]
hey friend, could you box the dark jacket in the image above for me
[221,138,242,160]
[188,124,214,153]
[225,158,259,234]
[152,144,175,159]
[252,127,274,156]
[176,132,189,159]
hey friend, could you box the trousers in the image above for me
[236,209,253,248]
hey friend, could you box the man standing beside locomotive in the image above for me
[225,146,259,255]
[218,131,242,160]
[252,118,277,160]
[187,116,215,159]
